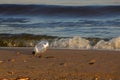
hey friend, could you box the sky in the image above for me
[0,0,120,5]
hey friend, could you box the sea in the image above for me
[0,4,120,49]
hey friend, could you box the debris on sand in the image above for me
[33,40,49,57]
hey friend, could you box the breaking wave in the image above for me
[94,37,120,50]
[0,4,120,17]
[0,34,120,50]
[50,36,120,50]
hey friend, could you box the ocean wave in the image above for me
[50,36,120,50]
[94,37,120,50]
[0,4,120,17]
[0,34,57,47]
[50,36,92,49]
[0,17,120,28]
[0,34,120,50]
[0,17,29,23]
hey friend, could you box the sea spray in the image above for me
[50,36,120,50]
[50,36,92,49]
[94,37,120,50]
[94,40,114,49]
[68,36,91,49]
[110,37,120,49]
[0,34,120,50]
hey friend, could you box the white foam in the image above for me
[50,36,92,49]
[94,37,120,50]
[50,36,120,50]
[94,40,114,49]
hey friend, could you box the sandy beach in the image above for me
[0,48,120,80]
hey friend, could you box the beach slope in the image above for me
[0,48,120,80]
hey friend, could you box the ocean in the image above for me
[0,4,120,49]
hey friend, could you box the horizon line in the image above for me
[0,3,120,6]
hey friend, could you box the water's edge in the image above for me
[0,33,107,47]
[0,34,120,50]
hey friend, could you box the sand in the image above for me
[0,47,120,80]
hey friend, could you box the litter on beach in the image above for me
[32,40,49,56]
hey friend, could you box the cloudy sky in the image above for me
[0,0,120,5]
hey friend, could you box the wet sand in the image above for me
[0,48,120,80]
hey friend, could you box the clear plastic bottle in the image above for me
[32,40,49,56]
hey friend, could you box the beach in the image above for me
[0,48,120,80]
[0,4,120,80]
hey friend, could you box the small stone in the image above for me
[45,56,55,59]
[109,78,112,80]
[60,63,67,67]
[38,55,42,58]
[95,77,99,80]
[7,71,14,75]
[93,75,100,80]
[0,60,4,63]
[8,59,15,62]
[16,77,30,80]
[23,60,27,62]
[89,59,96,65]
[16,51,21,55]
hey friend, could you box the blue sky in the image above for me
[0,0,120,5]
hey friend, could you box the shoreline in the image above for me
[0,47,120,79]
[1,34,120,50]
[0,47,120,52]
[0,33,110,47]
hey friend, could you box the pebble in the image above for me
[23,60,27,62]
[8,59,15,62]
[16,77,30,80]
[0,60,4,63]
[45,56,55,59]
[16,51,21,55]
[89,59,96,65]
[93,75,100,80]
[109,78,112,80]
[0,77,30,80]
[60,62,67,67]
[7,71,14,75]
[95,77,99,80]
